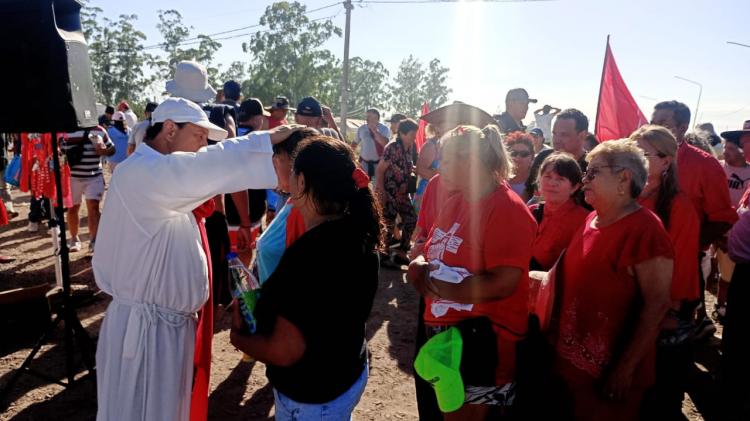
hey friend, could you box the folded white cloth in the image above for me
[429,259,472,284]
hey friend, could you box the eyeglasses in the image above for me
[509,150,532,158]
[582,165,623,182]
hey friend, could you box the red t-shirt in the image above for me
[677,142,738,228]
[639,192,700,302]
[555,208,673,386]
[285,205,307,248]
[268,117,288,129]
[416,174,457,234]
[424,183,537,384]
[529,199,590,271]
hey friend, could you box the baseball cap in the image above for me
[506,88,537,104]
[296,96,322,117]
[239,98,271,121]
[223,80,242,100]
[151,97,228,140]
[111,111,126,121]
[529,128,544,137]
[266,96,294,111]
[117,100,130,111]
[414,327,464,413]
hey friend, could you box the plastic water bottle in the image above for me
[227,252,261,334]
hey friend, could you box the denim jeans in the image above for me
[273,363,368,421]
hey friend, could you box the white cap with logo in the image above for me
[151,97,228,141]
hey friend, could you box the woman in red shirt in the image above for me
[407,125,537,419]
[554,139,674,421]
[630,125,701,418]
[529,152,589,270]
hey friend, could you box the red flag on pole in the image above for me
[595,36,648,141]
[415,102,430,151]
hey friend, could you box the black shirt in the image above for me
[254,216,379,403]
[495,112,525,134]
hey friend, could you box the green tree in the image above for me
[82,7,156,105]
[242,1,342,108]
[156,10,223,87]
[423,58,451,111]
[344,57,390,119]
[218,61,248,86]
[388,55,426,117]
[388,55,451,116]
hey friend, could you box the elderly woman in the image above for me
[231,136,383,420]
[529,152,589,271]
[408,125,537,419]
[629,125,701,418]
[505,131,536,202]
[553,139,674,421]
[376,119,419,264]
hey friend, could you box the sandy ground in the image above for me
[0,187,724,420]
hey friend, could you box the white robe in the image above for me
[92,132,277,421]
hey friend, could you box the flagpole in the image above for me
[594,35,610,135]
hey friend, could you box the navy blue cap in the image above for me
[296,96,322,117]
[529,128,544,137]
[223,80,242,100]
[145,101,159,113]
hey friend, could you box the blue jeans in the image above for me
[273,364,368,421]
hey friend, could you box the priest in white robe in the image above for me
[92,97,302,420]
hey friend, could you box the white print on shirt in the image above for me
[428,223,463,261]
[431,300,474,318]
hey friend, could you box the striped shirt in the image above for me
[62,127,114,178]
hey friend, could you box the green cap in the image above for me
[414,327,464,413]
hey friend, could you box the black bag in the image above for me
[64,129,89,167]
[407,172,418,194]
[456,316,498,387]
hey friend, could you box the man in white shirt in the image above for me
[93,97,301,421]
[533,104,561,142]
[353,108,391,178]
[117,100,138,128]
[721,137,750,206]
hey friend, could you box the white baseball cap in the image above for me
[151,97,228,141]
[111,111,126,121]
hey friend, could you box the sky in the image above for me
[89,0,750,132]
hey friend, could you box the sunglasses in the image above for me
[509,150,532,158]
[583,165,623,182]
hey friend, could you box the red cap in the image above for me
[117,100,130,111]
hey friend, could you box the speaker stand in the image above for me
[0,132,96,403]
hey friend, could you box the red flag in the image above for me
[595,37,648,141]
[415,102,430,151]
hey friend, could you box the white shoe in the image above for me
[68,240,82,252]
[27,222,39,233]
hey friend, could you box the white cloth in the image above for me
[534,113,554,142]
[356,123,391,162]
[93,132,277,421]
[428,260,474,317]
[123,109,138,128]
[128,119,150,148]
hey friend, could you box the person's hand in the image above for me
[268,124,306,145]
[602,362,635,401]
[408,239,426,261]
[321,106,335,126]
[406,256,439,299]
[236,226,253,252]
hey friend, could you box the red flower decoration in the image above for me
[352,167,370,189]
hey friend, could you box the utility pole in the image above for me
[340,0,353,140]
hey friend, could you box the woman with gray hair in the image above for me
[552,139,674,420]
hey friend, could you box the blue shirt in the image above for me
[107,127,130,164]
[256,202,294,283]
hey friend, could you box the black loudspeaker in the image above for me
[0,0,97,132]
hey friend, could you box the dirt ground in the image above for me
[0,188,725,420]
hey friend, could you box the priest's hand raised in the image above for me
[268,124,307,145]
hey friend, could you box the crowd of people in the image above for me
[3,57,750,421]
